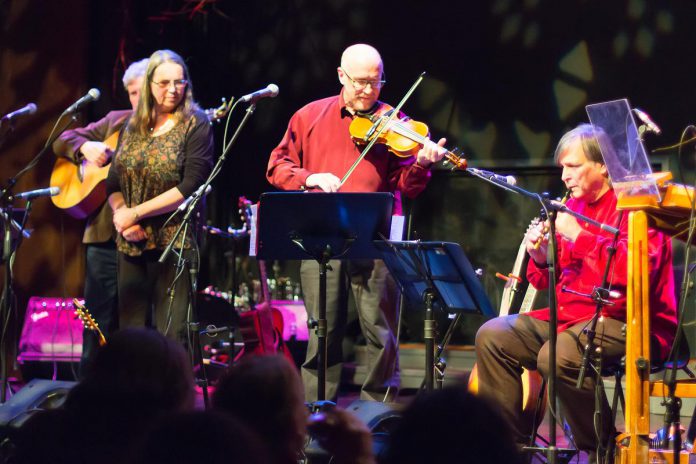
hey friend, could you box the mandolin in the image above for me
[50,100,231,219]
[468,219,545,424]
[72,298,107,347]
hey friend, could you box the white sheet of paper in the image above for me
[249,203,258,256]
[390,215,405,241]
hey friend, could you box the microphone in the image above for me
[63,88,101,114]
[201,325,230,336]
[467,168,517,186]
[1,103,37,122]
[239,84,279,103]
[177,184,212,212]
[13,186,60,201]
[633,108,662,135]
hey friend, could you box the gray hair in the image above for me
[553,123,607,165]
[121,58,149,89]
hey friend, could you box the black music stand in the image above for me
[374,241,495,391]
[256,192,394,401]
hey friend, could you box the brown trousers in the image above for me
[475,314,626,452]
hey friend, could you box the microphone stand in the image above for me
[561,211,623,463]
[574,213,623,391]
[0,112,77,403]
[467,173,619,464]
[158,101,259,406]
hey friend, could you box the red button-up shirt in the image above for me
[266,92,431,214]
[525,189,677,360]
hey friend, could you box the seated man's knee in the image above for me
[475,317,507,350]
[536,341,579,380]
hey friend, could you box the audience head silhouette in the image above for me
[137,410,270,464]
[212,354,307,464]
[382,387,523,464]
[14,328,195,464]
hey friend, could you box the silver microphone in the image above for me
[1,103,37,122]
[239,84,279,103]
[177,185,212,212]
[64,88,101,114]
[13,186,60,200]
[633,108,662,135]
[468,168,517,186]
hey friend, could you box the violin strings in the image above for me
[375,117,464,166]
[386,120,426,143]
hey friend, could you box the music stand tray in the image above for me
[256,191,394,261]
[374,241,494,390]
[374,241,494,316]
[255,191,394,401]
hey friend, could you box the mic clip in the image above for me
[561,285,616,306]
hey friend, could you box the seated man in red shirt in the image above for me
[267,43,446,402]
[475,123,677,460]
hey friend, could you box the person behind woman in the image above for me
[52,57,148,375]
[106,49,213,342]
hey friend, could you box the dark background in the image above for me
[1,0,695,359]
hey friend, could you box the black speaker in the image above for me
[304,399,401,463]
[0,379,76,433]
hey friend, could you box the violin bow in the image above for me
[339,72,426,188]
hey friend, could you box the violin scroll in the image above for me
[442,147,467,170]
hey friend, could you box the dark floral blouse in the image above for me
[106,110,213,256]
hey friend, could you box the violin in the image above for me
[348,105,467,170]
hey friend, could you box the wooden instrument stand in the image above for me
[616,174,696,464]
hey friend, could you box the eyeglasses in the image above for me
[151,79,188,90]
[340,68,386,90]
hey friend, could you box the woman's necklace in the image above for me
[149,114,176,137]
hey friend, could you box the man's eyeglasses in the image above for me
[340,68,386,90]
[152,79,188,90]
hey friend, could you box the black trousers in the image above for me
[81,241,119,375]
[117,249,192,343]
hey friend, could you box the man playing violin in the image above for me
[474,124,677,462]
[267,43,446,402]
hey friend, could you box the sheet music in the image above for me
[390,215,405,241]
[249,203,258,256]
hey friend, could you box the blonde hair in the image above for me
[129,49,200,135]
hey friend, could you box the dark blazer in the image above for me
[52,110,131,244]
